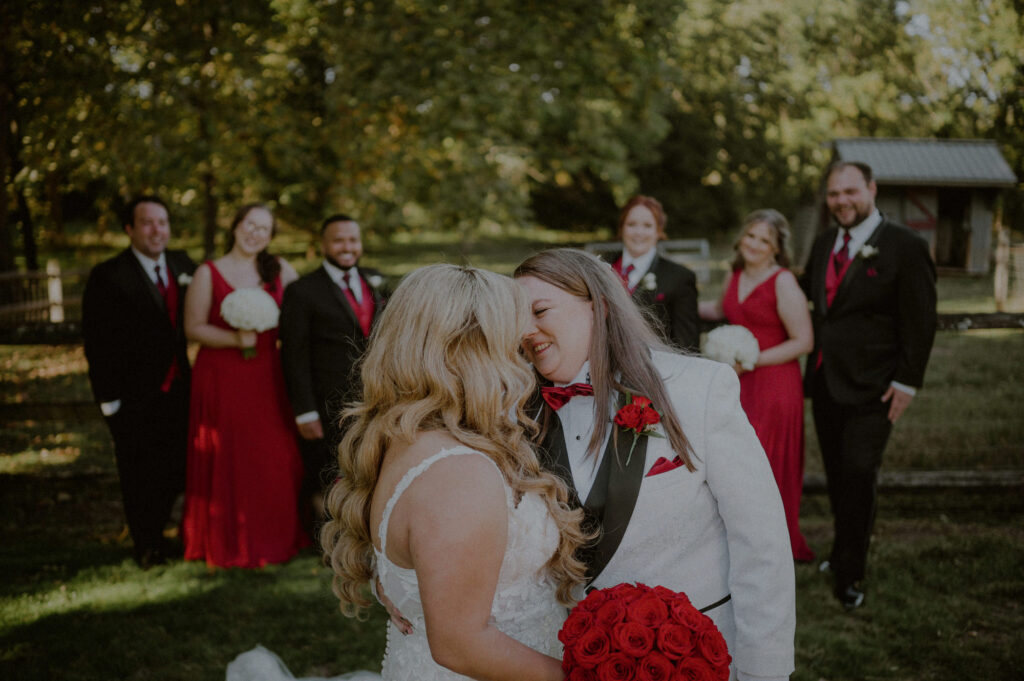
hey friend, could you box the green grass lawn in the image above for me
[2,237,1022,680]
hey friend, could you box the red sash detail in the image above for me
[159,270,181,392]
[816,250,854,370]
[825,249,853,308]
[344,277,376,337]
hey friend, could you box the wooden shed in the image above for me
[827,138,1017,274]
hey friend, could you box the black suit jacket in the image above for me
[82,248,196,409]
[799,217,937,404]
[279,265,387,424]
[606,250,700,352]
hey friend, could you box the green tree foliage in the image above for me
[1,0,1020,270]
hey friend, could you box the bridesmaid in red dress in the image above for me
[182,203,309,568]
[700,209,815,562]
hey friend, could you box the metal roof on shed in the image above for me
[833,138,1017,188]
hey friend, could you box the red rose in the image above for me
[612,621,655,657]
[595,599,628,627]
[561,645,575,672]
[674,657,717,681]
[669,598,706,631]
[695,625,731,672]
[636,651,675,681]
[580,589,610,612]
[637,404,661,428]
[614,403,644,431]
[560,609,595,647]
[652,585,680,602]
[608,582,644,604]
[628,594,669,628]
[632,395,653,409]
[595,652,636,681]
[656,622,696,660]
[566,668,591,681]
[573,627,611,670]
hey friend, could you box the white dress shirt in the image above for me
[619,247,658,291]
[323,259,363,304]
[553,361,615,501]
[131,247,169,287]
[832,208,881,258]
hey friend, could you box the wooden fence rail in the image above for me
[0,260,88,326]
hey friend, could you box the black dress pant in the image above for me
[106,380,189,559]
[810,371,893,589]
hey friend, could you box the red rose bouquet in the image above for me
[559,583,731,681]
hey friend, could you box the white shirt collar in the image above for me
[835,208,882,254]
[131,247,167,283]
[556,360,592,388]
[323,259,358,286]
[621,247,658,276]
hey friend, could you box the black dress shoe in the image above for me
[135,548,168,570]
[836,584,865,611]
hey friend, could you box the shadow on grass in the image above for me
[794,489,1024,681]
[1,558,387,681]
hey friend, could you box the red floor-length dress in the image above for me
[722,268,814,561]
[183,262,308,568]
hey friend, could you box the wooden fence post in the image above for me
[46,259,64,323]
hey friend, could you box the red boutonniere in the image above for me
[614,393,665,465]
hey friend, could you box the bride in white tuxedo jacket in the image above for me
[515,249,795,681]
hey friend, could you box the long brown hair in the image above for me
[514,248,694,471]
[225,203,281,286]
[320,265,589,618]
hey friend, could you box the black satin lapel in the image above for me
[585,402,649,584]
[540,413,579,505]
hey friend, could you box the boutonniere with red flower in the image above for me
[614,393,665,465]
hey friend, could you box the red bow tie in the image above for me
[541,383,594,410]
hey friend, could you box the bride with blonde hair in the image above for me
[230,264,587,681]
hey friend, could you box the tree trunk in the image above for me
[0,22,15,273]
[203,170,217,259]
[16,188,38,271]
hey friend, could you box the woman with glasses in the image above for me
[181,203,309,568]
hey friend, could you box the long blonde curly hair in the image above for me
[320,264,590,618]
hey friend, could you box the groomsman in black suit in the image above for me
[279,215,387,530]
[800,161,937,610]
[605,195,700,352]
[82,196,196,568]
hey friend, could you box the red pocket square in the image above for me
[655,293,666,302]
[646,455,684,477]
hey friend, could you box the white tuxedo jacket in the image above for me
[543,352,795,680]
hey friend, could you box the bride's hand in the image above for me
[376,575,413,635]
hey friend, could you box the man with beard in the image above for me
[800,161,937,610]
[279,215,387,533]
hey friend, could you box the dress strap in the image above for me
[377,446,505,558]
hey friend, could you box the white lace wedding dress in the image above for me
[227,446,567,681]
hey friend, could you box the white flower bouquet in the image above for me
[220,287,280,359]
[702,324,760,371]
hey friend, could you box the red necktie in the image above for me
[541,383,594,410]
[154,264,168,297]
[834,231,852,271]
